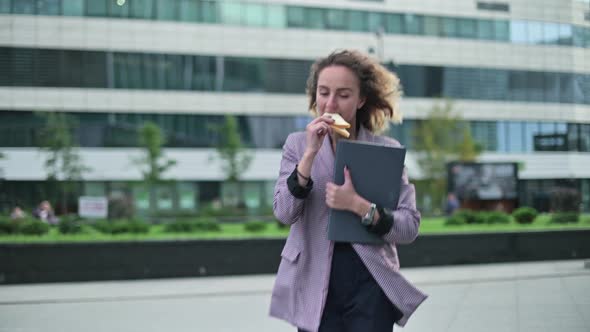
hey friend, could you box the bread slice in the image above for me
[323,113,351,128]
[331,126,350,138]
[323,113,351,138]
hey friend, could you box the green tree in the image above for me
[413,100,481,212]
[133,122,177,214]
[38,112,90,214]
[213,115,252,208]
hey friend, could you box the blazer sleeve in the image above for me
[273,134,307,226]
[382,166,422,245]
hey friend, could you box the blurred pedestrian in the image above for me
[33,200,59,224]
[10,205,26,220]
[445,192,460,216]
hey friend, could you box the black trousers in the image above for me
[299,242,403,332]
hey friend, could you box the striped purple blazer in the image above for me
[269,126,428,332]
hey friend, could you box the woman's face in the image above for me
[316,65,365,124]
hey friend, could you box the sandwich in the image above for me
[323,113,350,138]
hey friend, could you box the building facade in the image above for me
[0,0,589,215]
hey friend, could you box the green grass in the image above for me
[1,214,589,243]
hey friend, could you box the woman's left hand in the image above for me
[325,166,359,211]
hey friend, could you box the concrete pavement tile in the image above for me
[446,308,518,332]
[561,275,590,305]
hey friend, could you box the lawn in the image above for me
[1,214,589,243]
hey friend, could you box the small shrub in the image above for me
[445,215,466,226]
[0,217,19,234]
[58,215,84,234]
[485,211,511,224]
[18,219,50,235]
[93,220,113,234]
[454,210,486,224]
[127,219,150,234]
[164,219,196,233]
[512,207,538,224]
[550,212,579,224]
[193,220,221,232]
[243,221,268,232]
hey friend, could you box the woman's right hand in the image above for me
[304,115,334,156]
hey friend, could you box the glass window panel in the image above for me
[367,12,384,33]
[178,182,197,210]
[477,19,494,40]
[179,0,198,22]
[580,125,590,151]
[83,51,107,88]
[573,26,585,47]
[523,122,537,152]
[243,182,261,210]
[457,18,476,38]
[559,73,574,103]
[110,0,129,18]
[86,0,108,16]
[156,184,175,210]
[63,0,84,16]
[403,14,423,34]
[507,121,524,152]
[497,121,508,152]
[441,17,457,37]
[510,21,528,43]
[220,1,241,25]
[244,3,265,27]
[423,16,440,36]
[585,28,590,48]
[286,6,304,28]
[543,22,560,44]
[326,8,346,30]
[544,72,560,103]
[558,24,573,45]
[305,8,324,29]
[36,0,60,15]
[348,10,368,32]
[267,5,285,28]
[130,0,153,19]
[528,21,544,44]
[493,20,509,41]
[0,0,10,13]
[199,0,217,23]
[539,122,555,134]
[14,0,35,14]
[385,13,402,34]
[155,0,177,20]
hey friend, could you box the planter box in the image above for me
[1,230,589,284]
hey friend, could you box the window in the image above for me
[477,19,494,40]
[14,0,35,14]
[130,0,153,19]
[385,13,403,34]
[507,121,524,152]
[86,0,108,16]
[36,0,60,15]
[349,10,368,32]
[110,0,129,18]
[179,0,199,22]
[543,22,560,44]
[267,5,286,28]
[527,21,544,44]
[305,8,324,29]
[558,24,573,45]
[220,1,242,25]
[423,16,441,37]
[441,17,457,37]
[326,9,347,30]
[286,6,305,28]
[493,20,509,41]
[367,12,384,33]
[244,3,266,27]
[155,0,177,20]
[63,0,84,16]
[199,0,217,23]
[403,14,423,34]
[0,0,10,13]
[457,18,476,38]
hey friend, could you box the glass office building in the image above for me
[0,0,589,214]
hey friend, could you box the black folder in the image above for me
[327,140,406,244]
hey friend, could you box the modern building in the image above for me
[0,0,589,215]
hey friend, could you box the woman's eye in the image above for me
[340,94,350,98]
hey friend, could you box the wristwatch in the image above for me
[361,203,377,226]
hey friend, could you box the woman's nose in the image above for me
[325,95,336,110]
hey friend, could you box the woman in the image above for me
[269,50,427,332]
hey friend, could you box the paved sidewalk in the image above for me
[0,259,588,332]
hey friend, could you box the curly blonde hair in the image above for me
[306,49,403,134]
